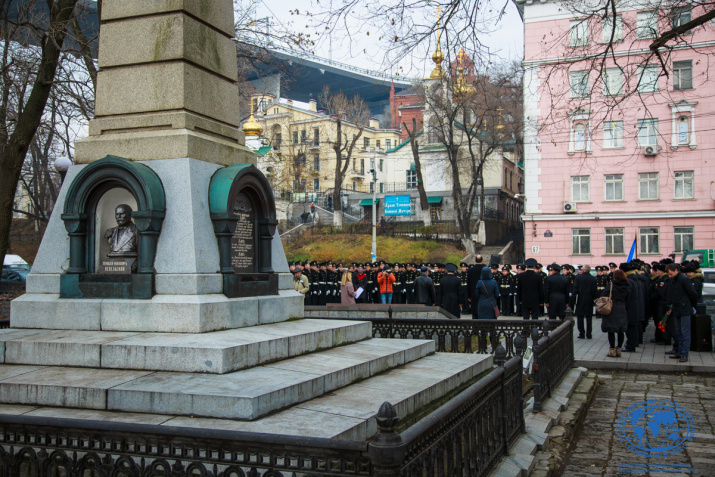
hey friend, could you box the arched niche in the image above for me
[209,164,278,298]
[60,155,165,299]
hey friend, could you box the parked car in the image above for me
[2,254,30,280]
[1,268,26,292]
[702,268,715,297]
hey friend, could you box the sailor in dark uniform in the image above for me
[544,263,569,319]
[459,262,470,315]
[514,264,525,316]
[439,263,462,318]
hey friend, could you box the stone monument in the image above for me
[0,0,492,465]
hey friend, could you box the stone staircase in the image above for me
[0,319,492,435]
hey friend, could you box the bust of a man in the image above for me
[104,204,138,257]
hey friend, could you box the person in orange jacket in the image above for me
[377,265,396,304]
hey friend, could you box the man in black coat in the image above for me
[439,263,462,318]
[664,263,698,363]
[571,264,597,339]
[517,258,544,320]
[544,263,569,319]
[414,266,436,306]
[467,255,485,319]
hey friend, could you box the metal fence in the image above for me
[306,313,564,357]
[0,356,523,477]
[531,319,576,412]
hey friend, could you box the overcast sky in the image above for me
[247,0,525,79]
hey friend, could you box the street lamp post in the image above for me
[54,156,72,185]
[370,166,377,263]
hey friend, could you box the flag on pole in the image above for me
[627,235,637,262]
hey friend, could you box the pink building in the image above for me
[516,0,715,265]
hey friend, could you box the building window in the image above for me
[637,11,658,39]
[605,228,625,254]
[602,15,622,42]
[604,174,624,201]
[674,171,694,199]
[574,123,586,151]
[292,131,299,145]
[369,182,374,193]
[603,68,623,96]
[273,108,279,115]
[313,128,319,146]
[571,175,590,202]
[293,178,305,192]
[637,119,658,146]
[672,6,692,34]
[638,172,659,200]
[637,65,659,93]
[360,159,365,175]
[376,140,381,150]
[352,181,357,191]
[603,121,624,148]
[313,154,320,172]
[673,60,693,90]
[639,227,660,254]
[385,139,392,149]
[430,203,442,221]
[569,19,589,47]
[406,169,417,189]
[273,132,282,147]
[674,226,694,253]
[570,71,589,98]
[677,116,689,145]
[364,137,370,149]
[379,183,384,193]
[379,159,383,172]
[313,179,320,191]
[572,229,591,255]
[258,98,266,112]
[301,130,307,143]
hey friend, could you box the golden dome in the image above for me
[242,110,263,137]
[453,66,475,98]
[429,45,447,79]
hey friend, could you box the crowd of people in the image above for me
[291,254,704,363]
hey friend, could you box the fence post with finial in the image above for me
[531,327,542,412]
[514,334,525,359]
[369,402,405,477]
[495,344,506,367]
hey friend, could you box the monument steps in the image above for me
[0,319,373,374]
[0,335,439,420]
[0,352,493,440]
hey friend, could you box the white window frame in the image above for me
[669,99,697,150]
[568,109,591,155]
[674,171,694,199]
[674,226,694,253]
[574,123,586,151]
[637,10,658,39]
[571,175,590,202]
[569,19,589,47]
[605,228,625,255]
[672,6,692,34]
[572,229,591,255]
[406,169,417,189]
[569,71,589,98]
[602,15,622,43]
[639,227,660,255]
[603,68,623,96]
[637,119,658,147]
[638,172,659,200]
[604,174,624,201]
[603,121,624,148]
[637,65,659,93]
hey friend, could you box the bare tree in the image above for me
[402,117,431,226]
[317,86,370,226]
[0,0,81,268]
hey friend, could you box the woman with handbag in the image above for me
[475,266,501,319]
[600,269,630,357]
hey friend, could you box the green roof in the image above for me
[359,198,380,206]
[385,129,423,153]
[427,196,443,204]
[256,146,272,157]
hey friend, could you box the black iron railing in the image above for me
[531,319,575,412]
[305,314,562,357]
[370,356,524,477]
[0,357,523,477]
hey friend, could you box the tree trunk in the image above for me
[0,0,79,268]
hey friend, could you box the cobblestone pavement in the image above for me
[561,372,715,476]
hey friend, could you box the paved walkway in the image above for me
[560,372,714,476]
[571,317,715,373]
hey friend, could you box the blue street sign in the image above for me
[384,195,411,216]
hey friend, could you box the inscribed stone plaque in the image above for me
[230,193,255,273]
[99,258,135,274]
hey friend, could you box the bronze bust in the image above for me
[104,204,138,257]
